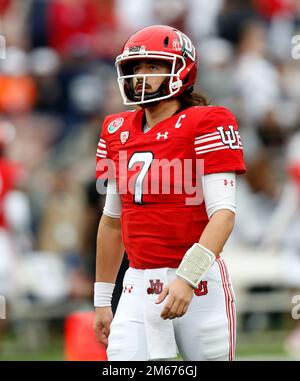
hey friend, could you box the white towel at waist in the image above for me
[143,268,177,360]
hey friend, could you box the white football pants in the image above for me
[107,257,236,361]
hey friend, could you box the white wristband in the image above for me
[94,282,115,307]
[176,243,216,288]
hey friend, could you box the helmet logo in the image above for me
[175,31,196,61]
[172,39,181,51]
[108,118,124,134]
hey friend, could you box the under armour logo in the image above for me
[217,125,240,149]
[224,179,234,187]
[156,132,169,140]
[147,279,164,295]
[123,284,134,293]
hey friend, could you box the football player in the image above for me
[93,25,246,361]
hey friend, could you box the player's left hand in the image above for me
[156,278,194,320]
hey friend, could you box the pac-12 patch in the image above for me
[108,117,124,134]
[120,131,130,144]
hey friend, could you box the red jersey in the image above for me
[96,106,246,269]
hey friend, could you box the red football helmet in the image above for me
[115,25,198,106]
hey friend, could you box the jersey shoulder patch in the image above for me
[102,110,137,136]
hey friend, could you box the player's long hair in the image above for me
[179,89,211,109]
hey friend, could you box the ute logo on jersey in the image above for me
[108,117,124,134]
[217,125,240,149]
[147,280,164,295]
[120,131,130,144]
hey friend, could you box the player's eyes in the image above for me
[133,66,141,74]
[133,64,159,74]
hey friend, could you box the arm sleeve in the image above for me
[103,179,122,218]
[194,106,246,175]
[202,172,236,219]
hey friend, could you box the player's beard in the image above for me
[132,79,169,108]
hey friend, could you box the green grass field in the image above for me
[0,330,294,361]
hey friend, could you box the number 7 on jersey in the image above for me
[128,152,154,204]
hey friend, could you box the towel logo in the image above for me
[123,284,134,293]
[147,279,164,295]
[194,281,208,296]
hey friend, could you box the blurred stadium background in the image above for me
[0,0,300,361]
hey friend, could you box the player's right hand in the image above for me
[94,307,113,347]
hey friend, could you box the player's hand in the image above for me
[155,278,194,320]
[94,307,113,347]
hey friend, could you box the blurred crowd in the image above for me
[0,0,300,350]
